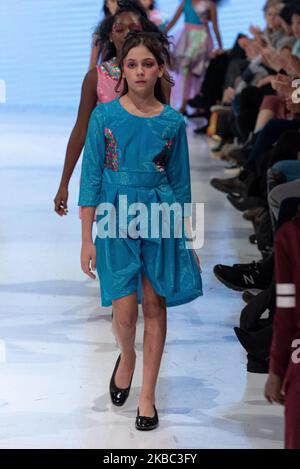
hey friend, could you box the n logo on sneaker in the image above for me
[243,274,255,285]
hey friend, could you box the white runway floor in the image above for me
[0,107,283,449]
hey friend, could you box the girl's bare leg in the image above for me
[138,275,167,416]
[179,66,190,113]
[112,293,138,388]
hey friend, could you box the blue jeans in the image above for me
[245,119,300,172]
[271,160,300,182]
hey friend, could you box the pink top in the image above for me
[79,58,123,221]
[96,58,123,104]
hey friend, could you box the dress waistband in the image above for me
[184,23,207,30]
[102,169,169,188]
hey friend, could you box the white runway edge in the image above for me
[0,107,283,449]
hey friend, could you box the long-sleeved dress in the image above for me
[78,98,203,307]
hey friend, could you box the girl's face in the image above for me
[110,12,142,53]
[139,0,153,12]
[265,7,279,30]
[106,0,118,15]
[123,44,163,96]
[292,14,300,38]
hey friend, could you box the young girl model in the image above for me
[78,32,203,430]
[139,0,168,30]
[166,0,222,114]
[88,0,119,70]
[54,2,170,215]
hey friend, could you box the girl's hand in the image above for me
[264,372,285,405]
[81,242,97,279]
[54,185,69,216]
[192,250,202,273]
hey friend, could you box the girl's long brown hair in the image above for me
[116,31,174,104]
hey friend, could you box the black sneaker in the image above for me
[242,290,256,303]
[194,124,208,134]
[187,94,206,109]
[234,326,272,356]
[246,354,269,374]
[213,263,270,291]
[243,207,265,221]
[232,260,263,271]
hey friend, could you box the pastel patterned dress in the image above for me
[79,98,203,307]
[173,0,214,101]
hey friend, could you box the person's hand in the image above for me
[261,48,293,72]
[261,47,281,70]
[249,24,261,37]
[290,54,300,76]
[81,241,97,279]
[192,250,202,273]
[264,372,285,405]
[222,86,235,103]
[277,49,296,75]
[256,76,272,88]
[271,74,293,97]
[211,48,225,58]
[54,185,69,216]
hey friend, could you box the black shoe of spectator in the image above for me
[243,207,265,221]
[187,94,206,109]
[234,326,272,356]
[232,260,262,271]
[213,263,270,291]
[210,175,249,196]
[194,125,208,134]
[227,194,266,212]
[242,290,256,303]
[187,111,206,118]
[247,354,269,374]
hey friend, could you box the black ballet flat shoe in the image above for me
[109,354,134,407]
[135,405,159,431]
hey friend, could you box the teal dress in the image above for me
[78,98,203,307]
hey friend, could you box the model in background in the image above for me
[89,0,119,70]
[166,0,222,114]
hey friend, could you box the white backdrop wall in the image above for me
[0,0,265,107]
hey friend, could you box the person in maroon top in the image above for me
[264,205,300,449]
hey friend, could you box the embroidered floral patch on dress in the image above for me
[152,139,174,172]
[104,128,119,171]
[100,58,121,81]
